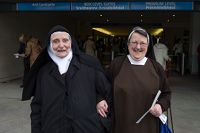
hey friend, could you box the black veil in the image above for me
[146,33,156,60]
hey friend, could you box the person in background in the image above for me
[25,37,42,67]
[23,25,112,133]
[173,38,183,55]
[107,26,171,133]
[83,35,96,57]
[14,33,30,88]
[16,34,26,57]
[96,38,105,62]
[173,38,183,73]
[154,38,171,70]
[112,37,120,57]
[119,37,127,54]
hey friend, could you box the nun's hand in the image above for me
[96,100,108,118]
[149,104,162,117]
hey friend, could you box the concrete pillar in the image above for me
[190,12,200,74]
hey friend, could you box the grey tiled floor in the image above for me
[0,75,200,133]
[0,79,30,133]
[169,75,200,133]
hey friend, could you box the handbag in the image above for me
[160,123,172,133]
[160,107,174,133]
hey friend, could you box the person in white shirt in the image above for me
[83,35,96,57]
[154,38,171,70]
[173,39,183,55]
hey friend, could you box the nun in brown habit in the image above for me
[107,26,171,133]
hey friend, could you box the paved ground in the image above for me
[169,75,200,133]
[0,75,200,133]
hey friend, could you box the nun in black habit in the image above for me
[23,25,112,133]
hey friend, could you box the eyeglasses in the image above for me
[129,41,148,47]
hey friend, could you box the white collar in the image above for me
[127,55,147,65]
[48,48,73,75]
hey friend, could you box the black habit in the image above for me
[23,25,112,133]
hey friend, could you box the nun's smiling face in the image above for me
[128,32,148,61]
[50,31,71,58]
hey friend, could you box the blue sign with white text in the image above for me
[71,2,130,11]
[130,2,193,10]
[16,2,193,11]
[17,2,70,11]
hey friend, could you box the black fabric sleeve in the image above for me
[30,73,42,133]
[95,69,112,105]
[95,69,113,132]
[18,42,25,54]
